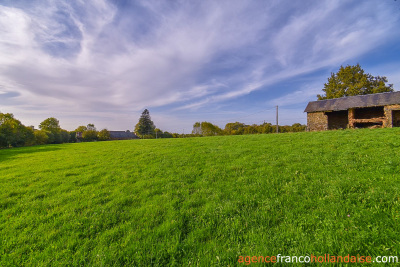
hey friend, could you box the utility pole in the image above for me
[276,105,279,133]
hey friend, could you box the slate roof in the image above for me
[109,131,139,139]
[304,91,400,113]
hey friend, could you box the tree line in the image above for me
[0,113,111,148]
[134,109,306,139]
[191,121,306,136]
[1,111,306,148]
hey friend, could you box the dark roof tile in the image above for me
[109,131,139,139]
[304,91,400,113]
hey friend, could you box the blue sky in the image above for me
[1,0,400,132]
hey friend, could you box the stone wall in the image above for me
[307,112,328,131]
[384,104,400,127]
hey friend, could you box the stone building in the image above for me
[304,91,400,131]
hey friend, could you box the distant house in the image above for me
[109,130,139,140]
[304,91,400,131]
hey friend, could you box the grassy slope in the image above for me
[1,128,400,266]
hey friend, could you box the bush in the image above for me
[60,130,70,143]
[34,130,49,145]
[82,130,98,141]
[98,129,111,141]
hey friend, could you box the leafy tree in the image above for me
[39,117,63,143]
[75,125,88,133]
[34,130,49,145]
[39,117,61,133]
[74,124,98,142]
[0,113,33,147]
[154,128,163,138]
[192,121,223,136]
[192,122,201,135]
[98,129,111,141]
[69,131,77,143]
[60,129,70,143]
[317,64,393,100]
[23,127,35,146]
[290,123,306,132]
[86,124,96,131]
[135,109,156,136]
[82,130,97,141]
[163,131,173,138]
[243,124,258,135]
[45,131,56,144]
[224,122,246,135]
[260,122,273,134]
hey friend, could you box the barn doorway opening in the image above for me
[354,106,384,119]
[393,110,400,127]
[327,110,348,130]
[353,106,385,128]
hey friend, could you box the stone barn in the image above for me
[304,91,400,131]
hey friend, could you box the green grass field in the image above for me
[1,128,400,266]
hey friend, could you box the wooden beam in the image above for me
[348,108,355,128]
[352,117,385,124]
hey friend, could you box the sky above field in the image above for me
[1,0,400,132]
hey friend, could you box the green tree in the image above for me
[317,64,393,100]
[74,124,98,142]
[243,124,258,135]
[192,122,202,135]
[86,124,96,131]
[192,121,223,136]
[39,117,61,133]
[260,122,273,134]
[163,131,173,138]
[154,128,163,138]
[39,117,62,143]
[60,129,70,143]
[290,123,306,132]
[135,109,156,137]
[75,125,88,133]
[98,129,111,141]
[224,122,246,135]
[69,131,77,143]
[34,130,49,145]
[0,113,33,147]
[82,130,97,141]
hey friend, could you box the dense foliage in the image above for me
[0,113,34,148]
[0,111,305,148]
[317,64,393,100]
[98,129,111,141]
[0,113,112,148]
[192,121,306,136]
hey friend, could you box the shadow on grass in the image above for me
[0,145,63,163]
